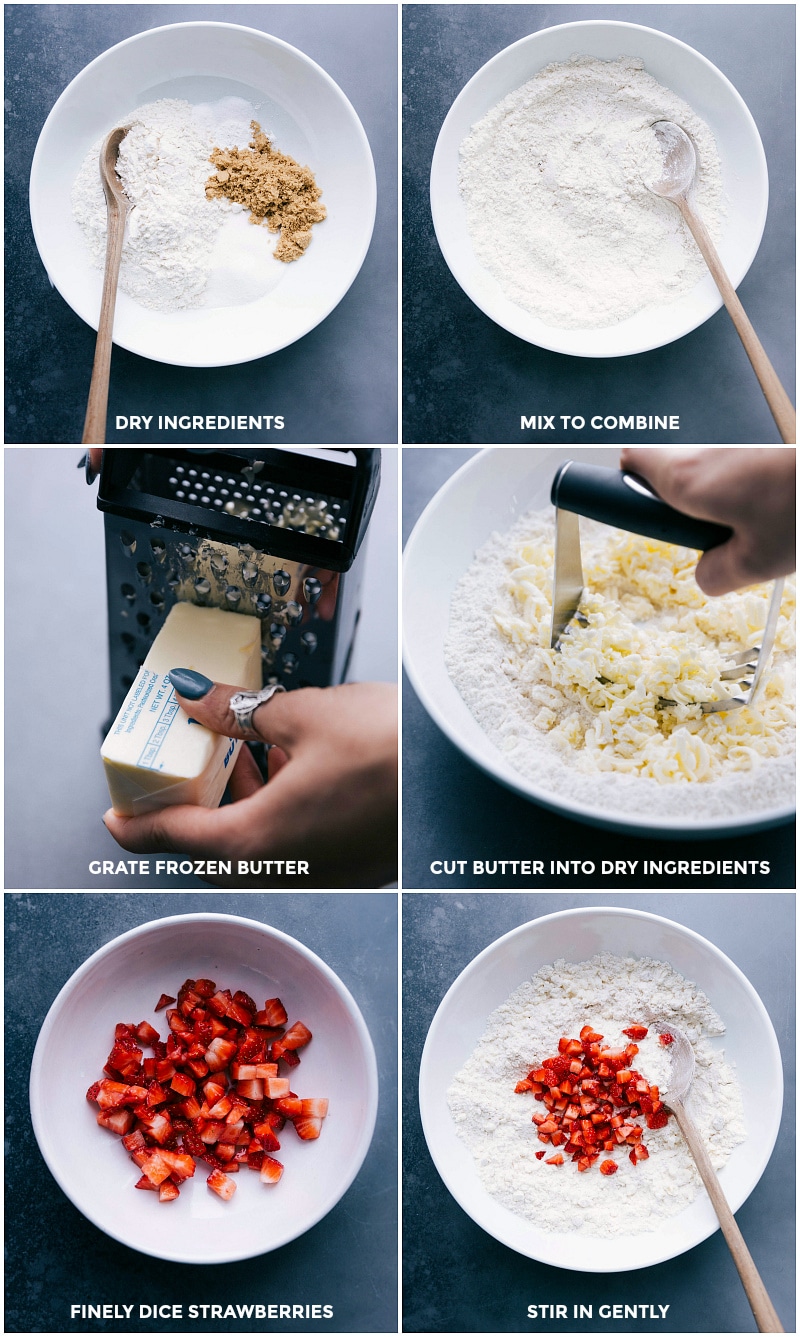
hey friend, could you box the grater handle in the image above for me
[551,462,731,551]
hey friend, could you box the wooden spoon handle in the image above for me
[676,195,795,443]
[670,1098,784,1332]
[82,201,128,445]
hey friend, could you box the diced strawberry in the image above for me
[207,1169,236,1200]
[258,997,289,1028]
[193,978,216,998]
[646,1110,669,1130]
[135,1020,161,1046]
[86,1081,101,1103]
[259,1155,284,1184]
[622,1026,648,1040]
[293,1115,322,1140]
[97,1108,134,1135]
[599,1160,618,1175]
[236,1079,265,1100]
[158,1149,196,1181]
[159,1181,180,1202]
[204,1037,237,1072]
[280,1021,312,1051]
[544,1153,564,1166]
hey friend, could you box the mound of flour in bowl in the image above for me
[448,953,746,1237]
[444,507,795,823]
[459,55,725,329]
[72,98,284,312]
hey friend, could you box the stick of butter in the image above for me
[101,603,262,816]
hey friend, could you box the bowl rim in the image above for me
[418,903,784,1272]
[29,911,379,1263]
[29,20,378,368]
[430,18,769,359]
[402,447,795,837]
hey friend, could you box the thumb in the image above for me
[167,669,313,752]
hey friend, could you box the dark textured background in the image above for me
[402,4,796,444]
[402,892,795,1333]
[402,449,796,889]
[5,5,397,444]
[5,892,398,1333]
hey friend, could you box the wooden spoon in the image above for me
[660,1023,784,1332]
[646,120,795,444]
[82,127,132,445]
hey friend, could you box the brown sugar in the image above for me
[205,122,326,262]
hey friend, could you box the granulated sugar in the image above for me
[444,509,795,823]
[459,55,724,329]
[448,953,746,1237]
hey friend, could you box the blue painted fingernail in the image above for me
[169,668,214,699]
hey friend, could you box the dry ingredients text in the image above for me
[116,416,284,431]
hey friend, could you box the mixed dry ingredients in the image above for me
[445,509,795,823]
[459,55,724,329]
[72,98,326,312]
[448,953,745,1237]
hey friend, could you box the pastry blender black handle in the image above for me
[551,462,731,551]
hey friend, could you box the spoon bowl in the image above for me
[648,119,696,198]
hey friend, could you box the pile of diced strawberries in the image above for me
[86,978,328,1203]
[515,1024,673,1175]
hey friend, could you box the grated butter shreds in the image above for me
[461,511,795,786]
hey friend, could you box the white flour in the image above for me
[459,56,724,328]
[444,508,796,823]
[72,98,282,312]
[448,953,746,1237]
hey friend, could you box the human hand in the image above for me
[103,678,397,888]
[620,448,796,595]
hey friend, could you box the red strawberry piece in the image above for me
[207,1169,236,1200]
[579,1027,604,1044]
[274,1097,303,1120]
[154,993,176,1012]
[622,1026,648,1040]
[280,1021,312,1051]
[599,1160,618,1176]
[236,1078,265,1101]
[192,978,216,998]
[97,1108,134,1135]
[259,1155,284,1184]
[646,1110,669,1130]
[158,1149,196,1181]
[258,997,289,1027]
[293,1115,322,1140]
[158,1181,180,1202]
[134,1021,161,1046]
[515,1079,534,1093]
[659,1033,674,1046]
[544,1154,564,1166]
[86,1081,101,1103]
[535,1150,546,1160]
[204,1037,237,1072]
[170,1072,196,1098]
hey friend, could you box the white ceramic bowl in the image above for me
[30,913,378,1262]
[30,22,376,367]
[402,447,795,837]
[419,905,782,1272]
[430,20,768,357]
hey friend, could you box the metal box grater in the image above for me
[98,448,381,717]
